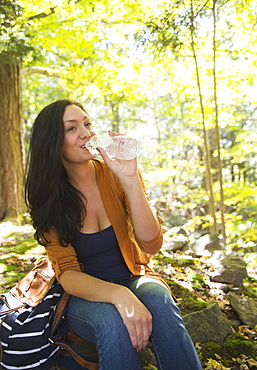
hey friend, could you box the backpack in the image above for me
[0,258,98,370]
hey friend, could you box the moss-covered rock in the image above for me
[165,280,207,315]
[155,254,195,267]
[243,276,257,299]
[199,333,257,368]
[224,333,257,358]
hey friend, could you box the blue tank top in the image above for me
[72,225,131,281]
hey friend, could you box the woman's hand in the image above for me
[112,285,152,351]
[96,131,138,180]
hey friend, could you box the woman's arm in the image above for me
[98,148,162,255]
[120,172,161,251]
[45,223,152,351]
[60,269,152,351]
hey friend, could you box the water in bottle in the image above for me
[85,135,139,160]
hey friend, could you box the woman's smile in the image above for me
[62,104,96,164]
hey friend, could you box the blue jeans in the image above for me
[67,276,202,370]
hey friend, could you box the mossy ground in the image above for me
[2,221,257,369]
[199,333,257,369]
[165,280,207,316]
[243,276,257,299]
[0,224,45,291]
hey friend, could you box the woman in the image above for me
[25,99,202,370]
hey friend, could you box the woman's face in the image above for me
[62,104,96,166]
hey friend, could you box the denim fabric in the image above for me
[67,276,202,370]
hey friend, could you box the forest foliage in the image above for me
[0,0,256,268]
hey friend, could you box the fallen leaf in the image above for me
[205,358,231,370]
[247,358,257,367]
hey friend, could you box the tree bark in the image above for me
[0,62,26,220]
[212,0,226,242]
[190,0,217,235]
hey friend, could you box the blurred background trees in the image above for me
[0,0,256,265]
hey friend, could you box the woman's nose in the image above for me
[79,126,91,138]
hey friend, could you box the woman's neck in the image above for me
[65,160,96,192]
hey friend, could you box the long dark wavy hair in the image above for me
[25,99,87,247]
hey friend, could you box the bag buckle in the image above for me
[35,269,53,281]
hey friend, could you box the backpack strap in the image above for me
[51,290,70,334]
[55,340,99,370]
[0,295,26,316]
[49,290,99,370]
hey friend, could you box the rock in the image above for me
[228,292,257,328]
[163,227,189,251]
[166,226,189,237]
[183,302,233,343]
[210,254,247,286]
[139,346,156,367]
[182,234,223,257]
[163,235,189,252]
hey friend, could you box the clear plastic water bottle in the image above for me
[85,135,139,160]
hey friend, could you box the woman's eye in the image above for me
[67,126,76,132]
[85,122,93,128]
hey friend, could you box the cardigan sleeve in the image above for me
[44,228,81,281]
[135,222,163,253]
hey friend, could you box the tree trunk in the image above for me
[0,62,26,220]
[213,0,226,242]
[110,102,120,133]
[190,0,217,235]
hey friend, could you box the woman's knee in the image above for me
[67,296,130,344]
[127,277,183,329]
[128,278,177,309]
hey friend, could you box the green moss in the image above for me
[164,280,207,315]
[3,238,39,254]
[179,295,207,315]
[155,254,195,267]
[200,342,223,361]
[245,276,257,283]
[199,334,257,368]
[177,258,195,267]
[156,256,174,264]
[243,277,257,298]
[192,273,205,285]
[0,235,44,292]
[192,273,206,289]
[243,285,257,299]
[0,272,27,292]
[224,334,257,358]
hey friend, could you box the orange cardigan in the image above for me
[44,159,163,282]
